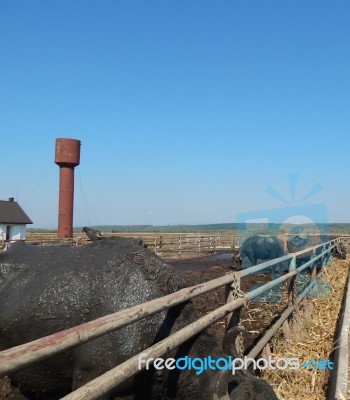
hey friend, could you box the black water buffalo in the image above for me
[286,235,346,268]
[332,241,347,259]
[0,239,278,400]
[232,235,284,273]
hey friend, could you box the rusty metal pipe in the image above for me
[57,166,75,237]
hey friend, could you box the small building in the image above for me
[0,197,33,242]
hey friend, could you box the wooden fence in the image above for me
[144,234,235,254]
[25,232,238,255]
[25,231,350,257]
[0,237,347,399]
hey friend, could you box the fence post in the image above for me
[159,236,163,254]
[284,256,299,338]
[320,238,339,272]
[225,274,245,357]
[179,236,182,257]
[310,248,317,283]
[283,234,287,252]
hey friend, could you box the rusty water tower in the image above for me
[55,138,81,238]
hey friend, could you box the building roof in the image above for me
[0,199,33,224]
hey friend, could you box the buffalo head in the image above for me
[231,251,242,271]
[332,242,347,260]
[286,235,309,253]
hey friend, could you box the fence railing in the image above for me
[0,237,346,400]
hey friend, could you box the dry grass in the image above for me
[260,259,349,400]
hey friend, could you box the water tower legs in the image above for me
[57,166,75,238]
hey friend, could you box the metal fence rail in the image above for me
[0,237,346,400]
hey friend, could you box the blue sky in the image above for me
[1,1,349,228]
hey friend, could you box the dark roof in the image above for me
[0,200,33,224]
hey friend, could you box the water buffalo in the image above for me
[286,235,346,268]
[0,239,278,400]
[332,241,347,260]
[232,236,284,273]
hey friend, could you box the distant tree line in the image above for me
[27,223,350,234]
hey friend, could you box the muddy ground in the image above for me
[0,251,287,399]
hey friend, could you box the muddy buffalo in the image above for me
[286,235,346,268]
[232,236,284,273]
[0,239,278,400]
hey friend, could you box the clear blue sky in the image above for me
[1,1,349,228]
